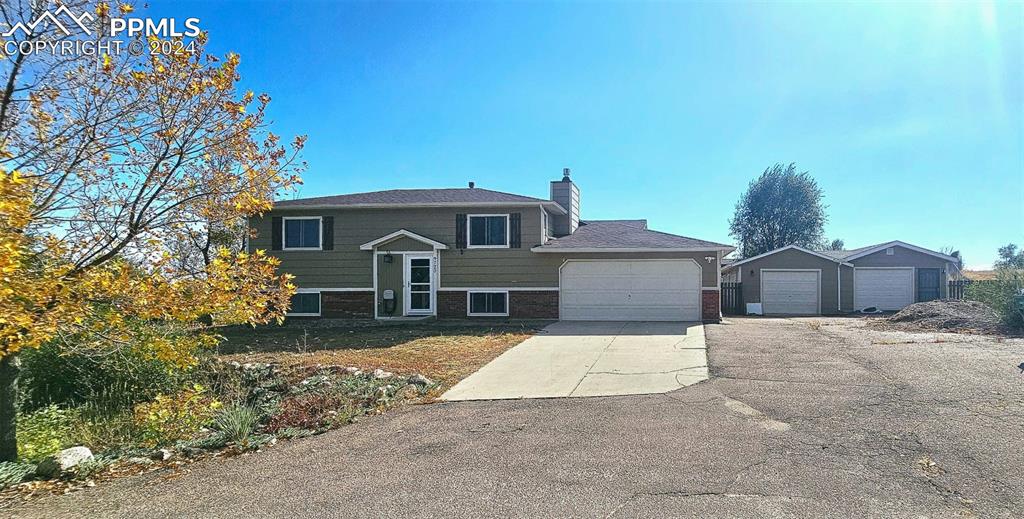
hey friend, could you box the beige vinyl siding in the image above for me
[251,205,723,290]
[851,246,953,298]
[732,248,845,314]
[376,254,403,316]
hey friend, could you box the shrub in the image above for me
[212,404,261,445]
[18,341,191,413]
[16,405,79,462]
[133,385,222,447]
[0,462,36,489]
[265,393,353,433]
[966,270,1024,330]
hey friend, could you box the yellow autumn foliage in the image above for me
[0,168,294,364]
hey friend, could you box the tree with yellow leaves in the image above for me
[0,1,305,461]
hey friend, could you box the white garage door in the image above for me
[560,260,701,321]
[761,270,820,315]
[855,268,913,311]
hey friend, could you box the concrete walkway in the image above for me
[442,321,707,400]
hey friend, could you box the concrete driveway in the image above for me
[442,321,707,400]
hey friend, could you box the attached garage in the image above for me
[559,259,701,321]
[854,268,913,311]
[761,270,820,315]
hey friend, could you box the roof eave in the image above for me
[530,246,736,253]
[273,201,567,214]
[723,245,854,269]
[842,240,958,262]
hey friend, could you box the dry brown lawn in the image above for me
[216,323,538,392]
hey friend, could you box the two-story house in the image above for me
[249,170,734,322]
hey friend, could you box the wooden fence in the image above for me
[721,282,743,315]
[948,279,1002,300]
[948,279,971,300]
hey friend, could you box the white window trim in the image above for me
[286,289,322,317]
[282,216,323,251]
[466,214,510,249]
[467,290,510,317]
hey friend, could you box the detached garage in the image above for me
[721,241,961,315]
[559,259,701,321]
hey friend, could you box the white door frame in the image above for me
[403,253,436,316]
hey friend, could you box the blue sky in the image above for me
[160,1,1021,268]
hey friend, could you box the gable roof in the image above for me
[531,220,733,252]
[724,241,959,269]
[275,188,567,214]
[814,243,881,260]
[722,245,855,269]
[840,241,958,262]
[359,229,448,251]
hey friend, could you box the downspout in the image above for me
[837,264,841,313]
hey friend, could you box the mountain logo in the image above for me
[2,5,95,37]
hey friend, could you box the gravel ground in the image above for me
[6,317,1023,518]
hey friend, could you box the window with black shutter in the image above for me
[282,217,322,250]
[467,214,509,248]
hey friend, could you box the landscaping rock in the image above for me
[372,368,393,380]
[127,457,153,466]
[344,366,361,375]
[150,448,173,461]
[36,447,93,478]
[407,374,433,387]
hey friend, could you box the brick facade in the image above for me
[701,289,720,322]
[437,291,467,319]
[509,291,559,319]
[321,291,374,318]
[437,290,559,319]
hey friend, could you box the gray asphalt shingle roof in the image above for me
[275,188,553,207]
[814,243,886,260]
[535,220,732,251]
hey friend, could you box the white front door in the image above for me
[559,259,702,321]
[761,270,820,315]
[854,268,913,311]
[404,254,434,315]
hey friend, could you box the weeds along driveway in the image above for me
[9,317,1024,518]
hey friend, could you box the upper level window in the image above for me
[468,214,508,248]
[885,247,895,255]
[284,217,322,250]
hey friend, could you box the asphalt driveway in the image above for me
[9,317,1024,518]
[442,321,707,400]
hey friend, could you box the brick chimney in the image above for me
[550,168,580,236]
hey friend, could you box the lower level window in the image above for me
[288,292,321,316]
[468,291,508,316]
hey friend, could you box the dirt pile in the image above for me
[879,300,1006,335]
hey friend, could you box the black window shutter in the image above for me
[510,213,521,248]
[271,217,282,251]
[322,216,334,250]
[455,213,467,249]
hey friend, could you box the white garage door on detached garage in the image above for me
[855,268,913,311]
[761,270,820,315]
[559,260,701,321]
